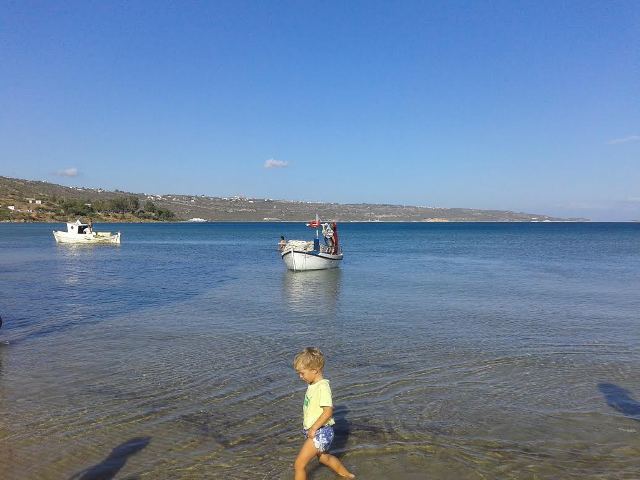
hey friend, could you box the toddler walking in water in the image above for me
[293,347,355,479]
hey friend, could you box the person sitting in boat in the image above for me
[322,223,335,253]
[278,235,287,251]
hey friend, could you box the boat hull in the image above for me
[281,249,343,271]
[53,231,121,244]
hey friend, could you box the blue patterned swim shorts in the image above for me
[302,425,334,452]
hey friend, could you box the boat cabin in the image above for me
[66,219,92,235]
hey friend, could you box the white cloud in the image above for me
[608,135,640,145]
[264,158,289,169]
[55,167,79,177]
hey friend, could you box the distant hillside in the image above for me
[0,176,585,222]
[0,176,174,222]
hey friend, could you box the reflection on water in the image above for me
[282,269,342,314]
[56,245,102,285]
[55,244,107,256]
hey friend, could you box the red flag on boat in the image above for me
[306,219,320,228]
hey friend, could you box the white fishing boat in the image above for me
[280,217,343,271]
[53,219,121,244]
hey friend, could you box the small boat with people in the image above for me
[53,219,121,244]
[279,216,343,271]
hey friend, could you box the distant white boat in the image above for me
[187,218,207,222]
[280,217,343,271]
[53,219,121,244]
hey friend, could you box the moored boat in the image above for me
[53,219,121,244]
[280,217,343,271]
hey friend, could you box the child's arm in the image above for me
[307,406,333,438]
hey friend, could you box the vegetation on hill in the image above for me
[0,177,175,222]
[55,197,175,220]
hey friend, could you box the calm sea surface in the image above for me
[1,222,639,479]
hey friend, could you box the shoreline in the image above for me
[4,219,636,224]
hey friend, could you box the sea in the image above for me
[1,222,639,479]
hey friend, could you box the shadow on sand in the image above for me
[331,404,351,456]
[598,383,640,421]
[69,437,151,480]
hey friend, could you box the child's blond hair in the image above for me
[293,347,325,370]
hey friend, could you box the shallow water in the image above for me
[1,222,639,479]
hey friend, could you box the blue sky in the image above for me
[1,1,638,220]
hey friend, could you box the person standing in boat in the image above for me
[278,235,287,251]
[322,223,334,253]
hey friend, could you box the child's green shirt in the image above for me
[303,379,336,429]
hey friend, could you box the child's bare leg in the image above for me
[318,452,355,478]
[294,438,318,480]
